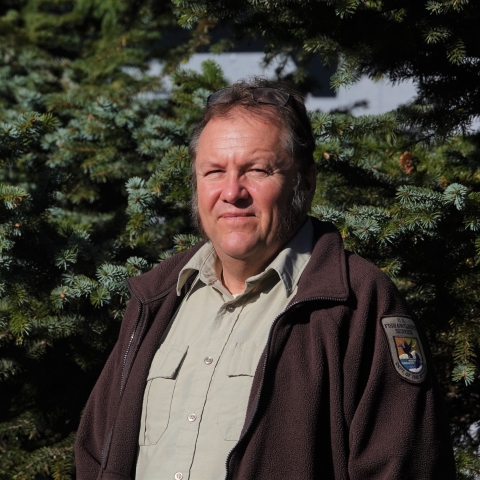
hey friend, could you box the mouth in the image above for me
[219,213,256,219]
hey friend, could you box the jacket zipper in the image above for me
[224,294,346,480]
[120,292,143,396]
[101,285,144,468]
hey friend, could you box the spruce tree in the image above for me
[174,0,480,135]
[1,0,479,478]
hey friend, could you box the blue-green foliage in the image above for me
[1,0,480,476]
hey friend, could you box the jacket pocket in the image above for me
[217,342,258,441]
[139,344,188,446]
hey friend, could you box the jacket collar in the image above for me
[292,218,349,303]
[127,218,349,305]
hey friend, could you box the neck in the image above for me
[217,255,271,295]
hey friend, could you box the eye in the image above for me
[245,168,269,178]
[204,169,225,179]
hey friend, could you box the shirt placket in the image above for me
[172,299,245,480]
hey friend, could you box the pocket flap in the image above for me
[227,342,259,377]
[147,345,188,381]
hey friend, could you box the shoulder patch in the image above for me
[381,316,427,384]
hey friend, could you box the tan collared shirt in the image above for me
[135,219,313,480]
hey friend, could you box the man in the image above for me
[75,78,456,479]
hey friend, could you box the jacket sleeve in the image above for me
[344,257,456,479]
[74,297,140,480]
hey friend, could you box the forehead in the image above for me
[196,109,288,161]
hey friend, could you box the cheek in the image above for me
[250,183,289,212]
[197,183,219,215]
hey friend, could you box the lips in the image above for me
[218,209,256,218]
[219,212,255,219]
[217,214,256,227]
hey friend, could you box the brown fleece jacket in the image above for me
[75,219,456,480]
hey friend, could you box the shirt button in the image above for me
[226,304,235,313]
[174,473,183,480]
[188,413,197,422]
[204,356,213,365]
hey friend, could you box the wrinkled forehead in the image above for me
[203,110,288,153]
[198,106,289,152]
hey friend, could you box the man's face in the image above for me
[195,109,301,268]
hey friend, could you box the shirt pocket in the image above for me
[139,344,188,446]
[217,341,259,442]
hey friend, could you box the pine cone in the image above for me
[399,151,416,174]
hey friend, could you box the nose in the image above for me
[220,173,249,204]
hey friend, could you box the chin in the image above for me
[214,233,261,258]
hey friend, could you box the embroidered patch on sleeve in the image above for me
[381,317,427,384]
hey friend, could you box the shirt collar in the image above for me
[176,218,313,297]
